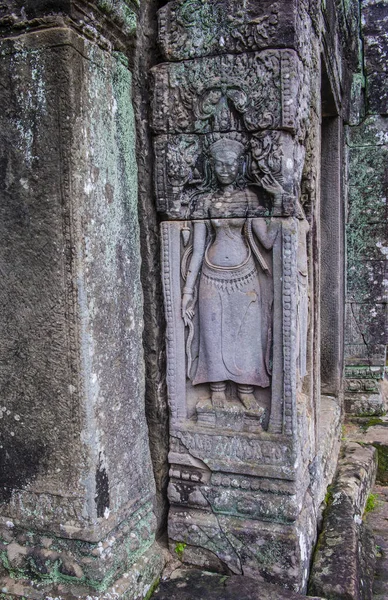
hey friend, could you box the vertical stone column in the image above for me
[0,3,163,598]
[151,0,340,592]
[344,0,388,417]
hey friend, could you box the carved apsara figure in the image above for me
[181,137,280,411]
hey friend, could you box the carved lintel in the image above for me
[157,0,298,61]
[151,50,302,135]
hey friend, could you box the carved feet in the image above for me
[237,385,264,414]
[210,382,227,409]
[197,382,266,433]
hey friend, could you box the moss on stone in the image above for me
[364,492,379,515]
[374,444,388,485]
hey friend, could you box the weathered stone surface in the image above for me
[362,0,388,76]
[361,0,388,114]
[0,541,166,600]
[168,503,316,590]
[152,568,324,600]
[0,0,138,53]
[365,485,388,599]
[347,145,388,226]
[345,366,387,416]
[345,300,387,366]
[133,0,170,535]
[0,23,158,594]
[308,396,341,516]
[151,51,305,136]
[320,117,344,395]
[346,417,388,486]
[345,391,387,417]
[308,442,378,600]
[157,0,301,61]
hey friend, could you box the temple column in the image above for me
[0,3,163,598]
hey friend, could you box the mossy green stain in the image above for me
[174,542,187,560]
[364,492,379,515]
[143,576,161,600]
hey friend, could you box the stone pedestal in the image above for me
[0,5,162,597]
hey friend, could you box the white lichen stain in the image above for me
[376,241,388,257]
[354,514,362,525]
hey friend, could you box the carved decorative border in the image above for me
[282,222,297,435]
[161,222,187,423]
[281,51,296,130]
[161,222,178,421]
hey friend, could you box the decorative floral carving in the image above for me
[152,51,301,135]
[158,0,293,61]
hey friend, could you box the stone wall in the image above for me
[0,0,386,598]
[344,0,388,416]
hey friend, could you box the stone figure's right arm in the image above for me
[181,221,207,322]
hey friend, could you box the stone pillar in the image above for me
[0,3,163,598]
[151,0,340,592]
[344,0,388,417]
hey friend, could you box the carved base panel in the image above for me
[168,498,316,591]
[344,365,387,416]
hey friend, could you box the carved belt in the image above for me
[202,248,257,292]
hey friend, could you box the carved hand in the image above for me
[182,292,195,324]
[261,173,284,201]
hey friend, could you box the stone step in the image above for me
[152,569,325,600]
[308,442,378,600]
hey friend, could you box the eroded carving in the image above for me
[151,50,301,135]
[158,0,297,61]
[154,131,303,219]
[179,138,279,429]
[296,200,310,379]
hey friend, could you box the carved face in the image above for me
[213,151,240,185]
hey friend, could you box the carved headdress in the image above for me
[206,132,248,160]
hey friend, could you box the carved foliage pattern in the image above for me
[158,0,297,61]
[152,51,300,135]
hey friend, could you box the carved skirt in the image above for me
[192,251,270,387]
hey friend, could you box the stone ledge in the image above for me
[0,542,167,600]
[151,568,325,600]
[308,442,378,600]
[0,1,138,53]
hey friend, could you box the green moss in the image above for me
[374,444,388,485]
[324,484,334,506]
[364,493,379,515]
[174,542,187,560]
[359,417,384,431]
[143,576,160,600]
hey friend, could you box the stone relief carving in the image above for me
[158,0,297,61]
[161,216,300,435]
[154,131,304,218]
[151,50,301,135]
[179,137,279,431]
